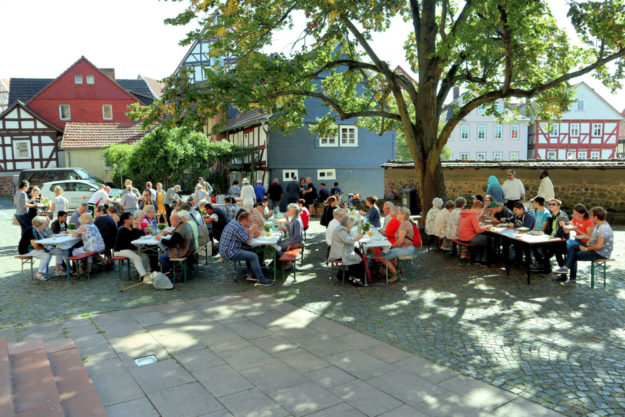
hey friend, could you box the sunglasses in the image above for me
[549,203,558,206]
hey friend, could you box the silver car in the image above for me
[41,180,122,210]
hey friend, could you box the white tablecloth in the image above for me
[35,235,81,250]
[131,235,171,246]
[250,232,281,247]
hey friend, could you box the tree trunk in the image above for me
[415,158,445,215]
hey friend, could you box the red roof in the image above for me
[61,122,150,149]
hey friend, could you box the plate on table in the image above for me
[517,227,530,232]
[529,231,543,236]
[563,225,576,230]
[483,219,493,224]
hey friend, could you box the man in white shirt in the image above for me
[536,169,555,201]
[502,169,525,211]
[87,186,111,214]
[326,208,345,246]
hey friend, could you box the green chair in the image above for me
[590,258,613,288]
[170,258,188,283]
[112,256,132,281]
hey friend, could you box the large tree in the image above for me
[132,0,625,210]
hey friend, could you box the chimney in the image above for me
[99,68,115,79]
[452,87,460,100]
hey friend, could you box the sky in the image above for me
[0,0,623,112]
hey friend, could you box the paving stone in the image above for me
[368,369,451,405]
[219,388,289,417]
[148,325,205,354]
[335,380,404,416]
[147,382,223,417]
[269,381,342,416]
[87,359,144,406]
[193,364,254,398]
[438,374,516,410]
[307,365,357,388]
[217,345,276,371]
[299,333,354,357]
[305,402,366,417]
[129,359,195,393]
[173,349,225,373]
[491,398,566,417]
[378,405,430,417]
[250,335,299,354]
[274,348,331,373]
[105,397,160,417]
[240,360,309,394]
[221,317,273,339]
[327,350,395,380]
[395,356,460,383]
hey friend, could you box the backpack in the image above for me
[412,223,422,247]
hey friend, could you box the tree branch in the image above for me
[497,4,513,93]
[409,0,421,43]
[449,0,474,37]
[440,0,448,43]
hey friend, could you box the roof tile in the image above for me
[61,122,151,149]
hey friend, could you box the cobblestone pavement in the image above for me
[1,196,624,416]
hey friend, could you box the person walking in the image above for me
[253,179,266,203]
[502,170,525,210]
[240,178,256,209]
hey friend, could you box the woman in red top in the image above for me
[571,204,594,244]
[297,199,310,230]
[380,206,401,244]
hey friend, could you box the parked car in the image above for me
[15,168,106,191]
[40,180,121,210]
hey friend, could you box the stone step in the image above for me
[0,338,13,417]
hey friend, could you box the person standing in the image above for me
[267,178,283,210]
[537,170,555,201]
[228,180,241,197]
[50,186,69,219]
[254,179,266,203]
[120,186,138,214]
[303,177,317,217]
[318,183,330,203]
[285,176,300,204]
[164,185,181,225]
[14,180,34,234]
[360,196,381,228]
[486,175,505,203]
[87,186,111,215]
[145,182,157,201]
[198,177,213,196]
[502,170,525,210]
[193,184,208,207]
[155,182,167,224]
[240,178,256,209]
[124,179,141,198]
[203,203,228,242]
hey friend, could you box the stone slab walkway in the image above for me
[7,291,564,417]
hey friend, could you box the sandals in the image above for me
[34,272,48,281]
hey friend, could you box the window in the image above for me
[75,182,97,192]
[460,125,469,140]
[578,151,587,159]
[549,123,559,136]
[13,140,30,158]
[282,170,298,182]
[477,105,486,116]
[317,169,336,180]
[477,125,486,140]
[570,123,580,137]
[567,150,577,160]
[494,124,502,140]
[496,101,504,113]
[590,151,600,160]
[476,152,486,161]
[577,100,584,111]
[547,150,557,160]
[493,152,503,161]
[102,104,113,120]
[511,125,519,140]
[339,125,358,146]
[86,75,94,84]
[59,105,71,121]
[319,133,337,147]
[592,123,603,136]
[74,75,82,84]
[459,152,470,160]
[509,151,519,160]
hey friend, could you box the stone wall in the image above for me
[0,177,14,196]
[384,161,625,221]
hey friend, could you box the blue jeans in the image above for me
[564,239,604,281]
[16,213,32,235]
[159,252,171,274]
[231,249,268,283]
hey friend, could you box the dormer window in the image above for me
[86,75,95,84]
[74,75,82,84]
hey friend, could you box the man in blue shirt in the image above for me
[330,182,342,196]
[253,180,266,202]
[219,211,273,286]
[318,183,330,202]
[531,196,549,233]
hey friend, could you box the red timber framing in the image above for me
[533,120,619,159]
[0,101,63,173]
[224,124,268,185]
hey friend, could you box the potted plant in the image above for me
[157,223,167,231]
[264,223,272,236]
[67,223,76,231]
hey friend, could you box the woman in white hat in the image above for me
[240,178,256,209]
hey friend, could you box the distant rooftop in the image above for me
[382,160,625,169]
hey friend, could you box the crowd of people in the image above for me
[424,169,614,286]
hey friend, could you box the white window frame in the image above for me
[13,139,30,159]
[592,123,603,137]
[549,123,559,136]
[317,169,336,180]
[590,151,600,160]
[476,152,486,161]
[492,152,503,161]
[547,150,557,160]
[74,74,82,84]
[460,125,469,140]
[459,152,470,160]
[282,170,298,182]
[59,105,71,121]
[578,150,588,159]
[566,150,577,160]
[339,125,358,147]
[86,75,95,84]
[477,125,486,141]
[496,101,504,113]
[494,124,503,141]
[477,105,486,116]
[577,100,584,111]
[102,104,113,120]
[509,151,519,161]
[510,125,519,140]
[319,133,337,147]
[570,123,580,137]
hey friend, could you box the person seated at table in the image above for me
[328,215,365,286]
[113,212,151,281]
[379,206,401,244]
[94,206,117,265]
[142,205,159,233]
[178,210,199,251]
[326,208,346,250]
[277,203,304,256]
[555,206,612,286]
[247,202,265,238]
[261,198,274,219]
[297,199,310,231]
[133,210,147,234]
[51,211,68,234]
[434,200,454,250]
[347,194,364,211]
[204,203,229,242]
[425,198,443,238]
[320,196,339,227]
[18,215,66,280]
[219,211,273,286]
[156,212,195,275]
[487,201,514,225]
[69,203,87,227]
[481,195,494,220]
[504,201,536,265]
[458,200,491,264]
[138,190,154,211]
[42,217,54,237]
[379,207,416,283]
[359,196,381,228]
[382,201,394,228]
[445,197,465,242]
[531,196,549,233]
[570,203,594,245]
[107,205,120,225]
[71,213,106,273]
[530,199,569,276]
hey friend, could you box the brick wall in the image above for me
[384,161,625,218]
[0,176,14,196]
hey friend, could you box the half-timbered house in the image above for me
[528,82,625,160]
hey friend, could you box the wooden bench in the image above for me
[397,255,418,281]
[591,258,614,288]
[112,256,132,281]
[450,240,477,265]
[14,255,34,280]
[279,248,302,281]
[67,251,97,280]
